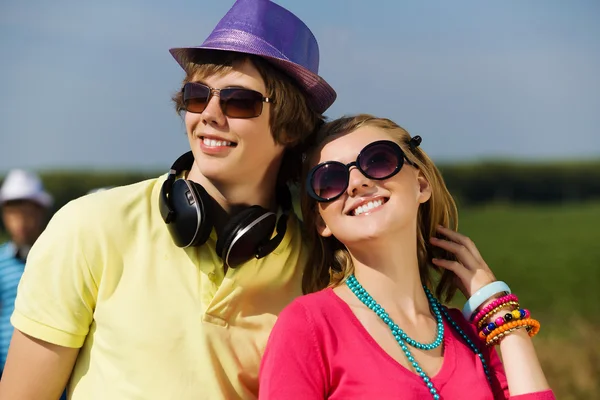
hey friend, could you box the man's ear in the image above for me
[315,213,333,237]
[417,172,432,204]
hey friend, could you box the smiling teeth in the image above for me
[353,199,384,216]
[203,138,232,147]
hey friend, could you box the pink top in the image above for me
[259,288,555,400]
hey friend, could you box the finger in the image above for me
[431,258,470,282]
[430,237,479,270]
[435,225,484,262]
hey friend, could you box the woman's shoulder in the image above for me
[276,289,341,328]
[284,288,338,313]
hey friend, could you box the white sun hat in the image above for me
[0,169,53,208]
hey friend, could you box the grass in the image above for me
[457,202,600,326]
[535,321,600,399]
[456,202,600,398]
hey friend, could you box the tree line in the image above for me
[2,160,600,216]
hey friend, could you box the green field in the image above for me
[456,202,600,398]
[456,202,600,326]
[1,202,598,397]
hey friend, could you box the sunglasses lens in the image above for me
[359,142,401,179]
[182,84,265,118]
[311,163,348,201]
[182,83,210,113]
[222,89,263,118]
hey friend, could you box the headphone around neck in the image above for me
[158,151,292,268]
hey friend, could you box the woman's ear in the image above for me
[315,213,333,237]
[417,171,432,204]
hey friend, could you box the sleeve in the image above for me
[11,200,101,348]
[259,299,328,399]
[510,391,556,400]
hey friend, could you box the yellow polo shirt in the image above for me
[12,175,306,399]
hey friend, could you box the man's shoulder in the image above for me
[83,175,163,205]
[62,175,164,219]
[45,175,166,241]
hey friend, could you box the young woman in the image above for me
[259,114,554,399]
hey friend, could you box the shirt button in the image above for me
[208,272,216,280]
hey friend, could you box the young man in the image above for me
[0,1,336,399]
[0,170,52,374]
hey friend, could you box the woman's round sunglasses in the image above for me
[306,140,418,202]
[182,82,273,119]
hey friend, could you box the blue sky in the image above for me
[1,0,599,173]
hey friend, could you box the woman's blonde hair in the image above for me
[301,114,460,302]
[171,50,324,185]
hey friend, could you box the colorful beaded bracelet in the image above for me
[486,326,525,346]
[476,301,520,329]
[486,318,540,346]
[478,308,529,339]
[472,294,519,325]
[485,318,541,346]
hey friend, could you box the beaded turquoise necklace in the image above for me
[346,274,493,399]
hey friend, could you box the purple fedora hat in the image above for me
[169,0,336,114]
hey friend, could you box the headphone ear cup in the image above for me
[216,206,277,268]
[187,181,214,246]
[167,179,213,247]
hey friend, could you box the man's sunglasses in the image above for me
[182,82,273,118]
[306,140,418,202]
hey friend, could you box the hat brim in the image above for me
[169,46,336,114]
[0,191,53,208]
